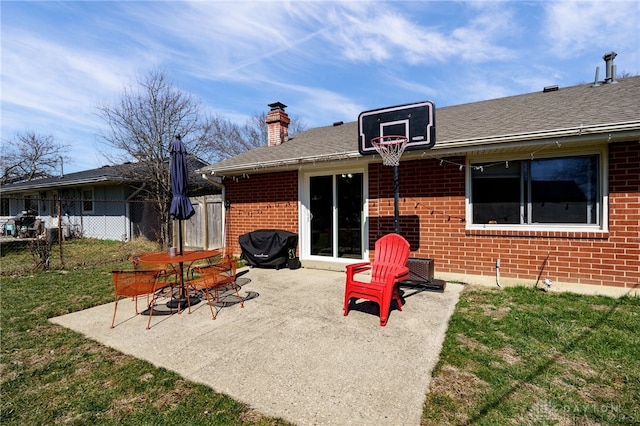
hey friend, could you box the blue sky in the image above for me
[2,1,639,173]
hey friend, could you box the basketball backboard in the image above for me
[358,101,435,155]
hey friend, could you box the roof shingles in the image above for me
[204,77,640,176]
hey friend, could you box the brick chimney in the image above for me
[266,102,290,147]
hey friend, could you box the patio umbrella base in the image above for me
[166,296,200,310]
[141,296,200,316]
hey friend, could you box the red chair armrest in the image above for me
[345,262,372,277]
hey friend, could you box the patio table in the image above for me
[138,249,220,311]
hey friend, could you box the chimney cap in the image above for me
[602,51,617,61]
[268,102,287,111]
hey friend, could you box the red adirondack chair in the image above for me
[343,233,410,326]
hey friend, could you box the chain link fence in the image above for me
[1,195,222,275]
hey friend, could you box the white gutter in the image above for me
[200,174,225,189]
[437,121,640,150]
[2,176,136,194]
[208,151,363,176]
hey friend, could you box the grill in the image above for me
[239,229,298,269]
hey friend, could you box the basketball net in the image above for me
[371,135,408,167]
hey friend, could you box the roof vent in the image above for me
[543,85,559,93]
[333,121,344,126]
[603,51,617,84]
[592,66,601,87]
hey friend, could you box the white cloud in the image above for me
[317,2,518,65]
[3,1,635,173]
[1,27,145,131]
[542,1,640,58]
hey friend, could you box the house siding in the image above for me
[225,171,299,254]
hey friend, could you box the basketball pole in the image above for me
[393,164,400,234]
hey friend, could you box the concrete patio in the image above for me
[50,266,463,425]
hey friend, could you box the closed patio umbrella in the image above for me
[168,135,197,310]
[169,135,195,255]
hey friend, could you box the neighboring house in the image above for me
[1,159,223,248]
[199,73,639,291]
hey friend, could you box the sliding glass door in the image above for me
[307,172,364,259]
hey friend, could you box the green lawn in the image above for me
[2,240,638,425]
[422,285,640,425]
[1,240,290,425]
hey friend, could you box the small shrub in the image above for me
[29,238,52,271]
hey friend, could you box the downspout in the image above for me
[201,174,225,190]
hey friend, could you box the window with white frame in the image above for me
[470,154,601,226]
[82,189,94,213]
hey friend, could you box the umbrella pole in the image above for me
[178,219,183,255]
[178,219,185,302]
[167,219,191,311]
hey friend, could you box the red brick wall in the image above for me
[221,142,638,289]
[369,142,639,289]
[224,171,298,255]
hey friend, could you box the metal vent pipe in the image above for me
[603,51,617,83]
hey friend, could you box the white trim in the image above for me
[466,145,609,232]
[81,188,95,214]
[299,165,368,264]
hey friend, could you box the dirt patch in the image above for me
[556,354,598,378]
[428,364,489,423]
[456,334,489,352]
[479,303,511,320]
[589,304,610,311]
[69,294,95,304]
[578,382,620,401]
[152,379,193,409]
[497,346,521,365]
[106,393,149,417]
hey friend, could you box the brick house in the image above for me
[199,75,639,292]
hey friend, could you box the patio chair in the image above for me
[188,247,233,276]
[343,233,410,326]
[129,253,178,295]
[188,255,244,320]
[129,253,175,274]
[110,270,173,329]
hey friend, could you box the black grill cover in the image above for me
[239,229,298,269]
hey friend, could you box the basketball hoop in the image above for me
[371,135,408,167]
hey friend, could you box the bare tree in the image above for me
[96,68,306,246]
[205,111,307,161]
[1,131,70,184]
[96,69,214,247]
[617,70,639,79]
